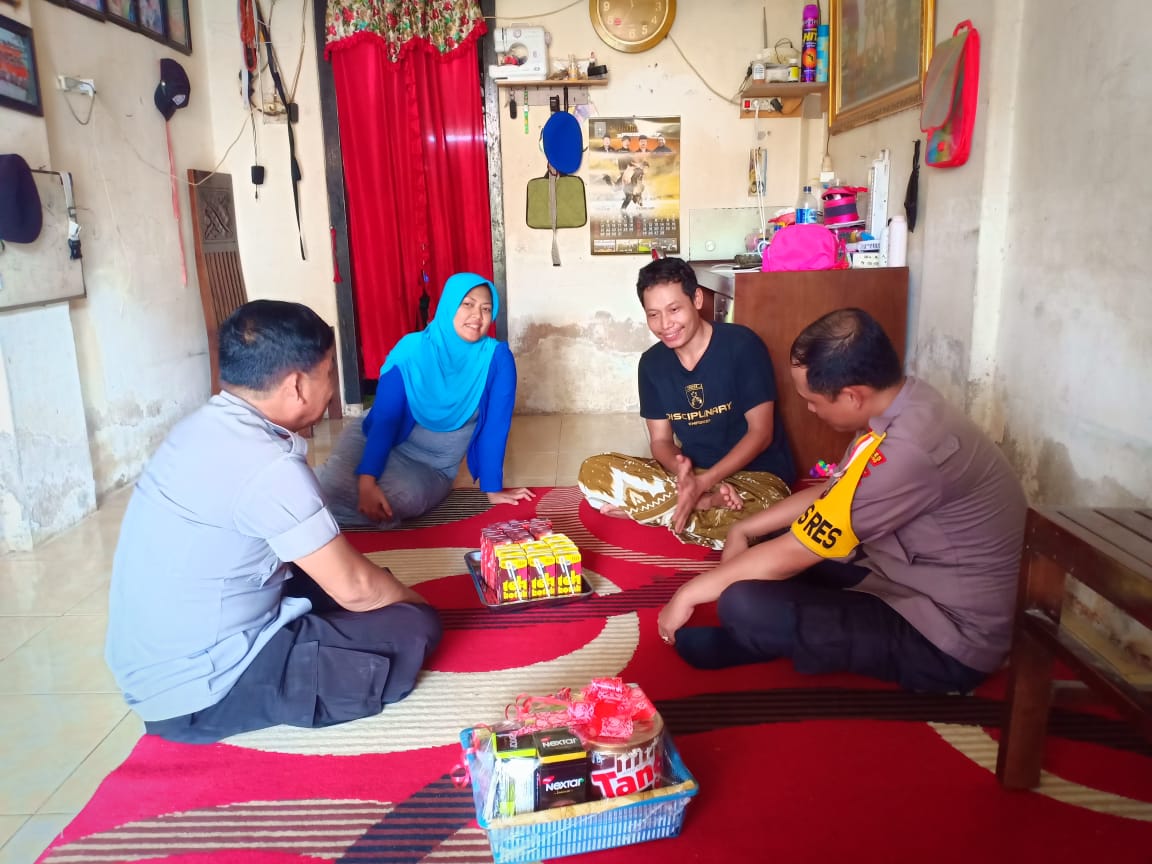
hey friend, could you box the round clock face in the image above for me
[590,0,676,54]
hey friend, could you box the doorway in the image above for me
[311,1,508,409]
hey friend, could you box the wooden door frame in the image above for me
[311,1,509,409]
[312,0,361,408]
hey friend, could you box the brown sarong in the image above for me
[577,452,790,549]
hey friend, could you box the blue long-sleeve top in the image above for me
[355,342,516,493]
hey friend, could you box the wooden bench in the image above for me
[996,507,1152,789]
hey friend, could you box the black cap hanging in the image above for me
[0,154,43,245]
[904,140,921,232]
[154,58,191,121]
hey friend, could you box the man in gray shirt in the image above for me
[657,308,1027,693]
[106,300,441,742]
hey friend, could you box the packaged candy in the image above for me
[534,728,590,810]
[478,524,584,603]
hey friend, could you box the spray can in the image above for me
[816,24,829,83]
[801,5,819,83]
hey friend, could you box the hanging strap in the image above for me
[548,169,560,266]
[255,0,305,259]
[166,124,188,285]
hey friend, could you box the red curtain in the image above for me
[329,33,493,378]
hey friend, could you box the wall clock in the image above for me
[589,0,676,54]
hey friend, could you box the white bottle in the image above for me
[796,185,821,225]
[886,214,908,266]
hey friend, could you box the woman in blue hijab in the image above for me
[318,273,534,528]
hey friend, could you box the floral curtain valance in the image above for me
[325,0,487,61]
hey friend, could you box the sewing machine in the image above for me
[488,26,548,82]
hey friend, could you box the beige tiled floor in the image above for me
[0,412,647,862]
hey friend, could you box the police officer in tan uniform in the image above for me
[657,308,1027,694]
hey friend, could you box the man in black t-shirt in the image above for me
[578,257,795,548]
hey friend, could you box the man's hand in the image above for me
[296,537,425,612]
[357,475,392,522]
[721,523,751,561]
[657,590,696,644]
[486,487,537,506]
[672,454,705,534]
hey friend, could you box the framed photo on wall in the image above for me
[105,0,138,29]
[0,14,42,116]
[66,0,107,19]
[138,0,165,41]
[830,0,935,134]
[165,0,190,53]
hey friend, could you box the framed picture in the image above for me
[138,0,165,41]
[829,0,935,134]
[64,0,107,20]
[0,14,42,116]
[105,0,137,29]
[165,0,190,53]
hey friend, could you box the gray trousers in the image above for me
[143,570,442,743]
[316,422,458,530]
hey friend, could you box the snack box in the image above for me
[465,551,593,611]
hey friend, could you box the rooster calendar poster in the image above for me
[587,116,680,255]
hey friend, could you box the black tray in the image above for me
[464,550,594,611]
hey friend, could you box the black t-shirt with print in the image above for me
[638,322,796,484]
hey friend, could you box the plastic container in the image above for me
[462,729,698,863]
[816,24,829,83]
[796,185,821,225]
[886,214,908,267]
[801,5,819,83]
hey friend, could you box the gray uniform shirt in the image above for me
[847,377,1027,672]
[105,391,340,721]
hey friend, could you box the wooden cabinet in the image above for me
[694,265,909,478]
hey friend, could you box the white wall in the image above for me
[199,2,341,354]
[829,0,1152,662]
[0,1,338,550]
[995,0,1151,507]
[0,1,102,551]
[827,0,1151,505]
[495,0,824,413]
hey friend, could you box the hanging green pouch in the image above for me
[526,169,587,266]
[526,172,587,229]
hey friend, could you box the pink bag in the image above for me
[762,224,849,272]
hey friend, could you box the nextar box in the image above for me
[534,729,589,810]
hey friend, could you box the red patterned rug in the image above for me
[39,488,1152,863]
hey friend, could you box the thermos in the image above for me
[886,215,908,267]
[816,24,829,83]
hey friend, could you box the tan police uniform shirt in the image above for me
[792,377,1027,672]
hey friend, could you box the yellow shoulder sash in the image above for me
[791,431,886,557]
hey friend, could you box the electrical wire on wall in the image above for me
[752,104,769,242]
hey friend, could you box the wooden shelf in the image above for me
[739,82,828,119]
[495,77,609,88]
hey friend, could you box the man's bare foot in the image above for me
[695,492,720,511]
[598,503,632,520]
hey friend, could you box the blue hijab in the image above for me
[380,272,499,432]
